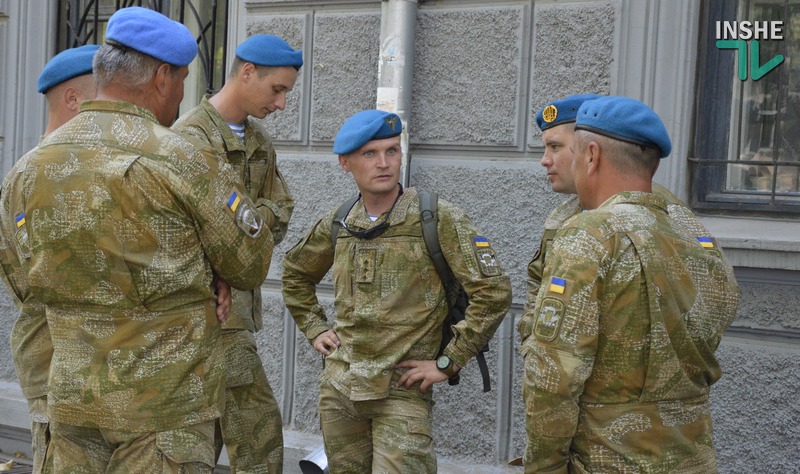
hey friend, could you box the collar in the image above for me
[79,99,160,124]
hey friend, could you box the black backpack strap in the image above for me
[419,191,456,305]
[331,194,360,248]
[419,191,491,392]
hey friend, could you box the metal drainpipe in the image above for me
[376,0,419,187]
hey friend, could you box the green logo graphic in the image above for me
[716,39,785,81]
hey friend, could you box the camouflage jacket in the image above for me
[282,188,512,401]
[521,191,740,473]
[518,183,737,343]
[0,100,274,432]
[173,95,294,332]
[0,151,50,402]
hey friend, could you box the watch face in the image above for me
[436,355,451,370]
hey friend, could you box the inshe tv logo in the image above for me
[716,21,785,81]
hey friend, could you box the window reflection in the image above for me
[728,0,800,198]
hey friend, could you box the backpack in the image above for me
[331,191,492,392]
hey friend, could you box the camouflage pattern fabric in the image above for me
[521,191,740,473]
[318,378,435,474]
[283,187,511,470]
[0,100,274,434]
[173,96,288,473]
[519,195,581,343]
[283,187,512,400]
[27,396,50,474]
[518,183,736,343]
[217,330,284,474]
[0,151,52,401]
[0,152,50,474]
[50,419,216,473]
[174,95,294,332]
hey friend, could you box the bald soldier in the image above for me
[521,96,740,472]
[0,7,274,473]
[173,34,302,473]
[282,110,512,473]
[0,44,98,474]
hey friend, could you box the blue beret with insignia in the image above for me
[236,34,303,69]
[333,110,403,155]
[106,7,197,67]
[575,95,672,158]
[37,44,100,94]
[535,94,602,131]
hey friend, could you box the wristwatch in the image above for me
[436,355,459,379]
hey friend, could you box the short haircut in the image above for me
[574,130,660,178]
[228,56,276,80]
[45,73,95,107]
[93,43,175,91]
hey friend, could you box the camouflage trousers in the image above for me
[217,330,283,474]
[49,420,216,473]
[28,396,51,474]
[318,378,435,474]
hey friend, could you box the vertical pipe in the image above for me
[377,0,418,187]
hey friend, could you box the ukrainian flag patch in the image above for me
[227,192,241,212]
[549,276,566,294]
[15,212,25,228]
[474,236,490,248]
[697,237,714,248]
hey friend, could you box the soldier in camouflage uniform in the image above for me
[520,94,738,343]
[173,34,302,474]
[521,96,740,473]
[0,8,274,473]
[282,110,512,473]
[0,44,99,474]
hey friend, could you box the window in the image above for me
[55,0,229,98]
[692,0,800,215]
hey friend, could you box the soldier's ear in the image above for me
[338,154,350,173]
[586,141,601,176]
[240,62,257,82]
[153,63,171,97]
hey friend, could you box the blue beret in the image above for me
[236,34,303,69]
[333,110,403,155]
[575,96,672,158]
[106,7,197,67]
[536,94,602,131]
[37,44,100,94]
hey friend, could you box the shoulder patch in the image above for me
[14,211,30,259]
[227,191,241,212]
[474,236,490,248]
[548,276,567,294]
[697,236,715,249]
[475,247,501,276]
[534,297,565,341]
[227,190,263,238]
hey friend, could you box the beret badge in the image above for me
[542,105,558,123]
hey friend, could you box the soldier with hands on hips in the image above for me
[282,110,512,473]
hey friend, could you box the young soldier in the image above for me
[522,96,740,472]
[0,7,273,472]
[173,34,300,474]
[282,110,512,473]
[0,43,98,474]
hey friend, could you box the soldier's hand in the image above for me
[312,329,340,356]
[214,278,231,323]
[395,360,460,393]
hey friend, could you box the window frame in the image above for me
[691,0,800,216]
